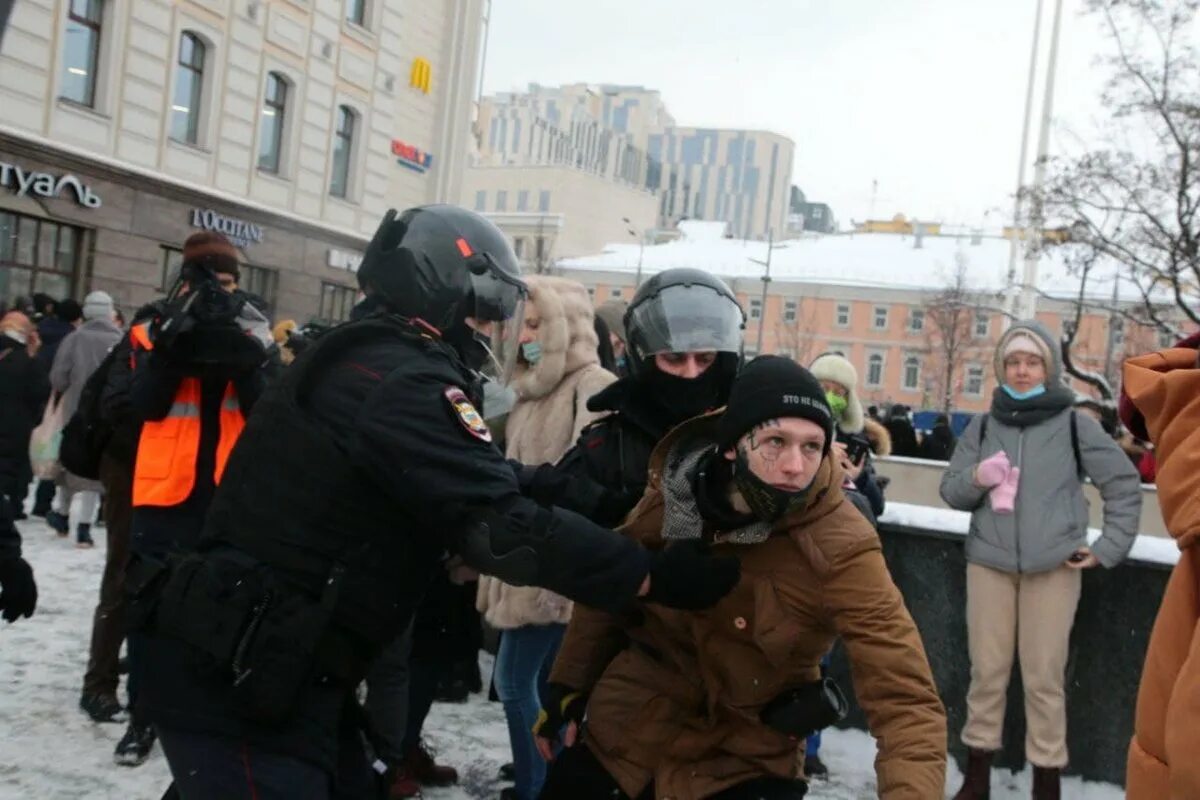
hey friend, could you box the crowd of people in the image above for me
[0,202,1192,800]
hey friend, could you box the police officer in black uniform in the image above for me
[516,268,746,527]
[138,206,740,799]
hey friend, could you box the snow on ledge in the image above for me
[879,501,1181,567]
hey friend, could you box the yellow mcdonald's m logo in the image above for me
[410,58,432,94]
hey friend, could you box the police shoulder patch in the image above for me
[444,386,492,443]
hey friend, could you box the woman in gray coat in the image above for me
[940,320,1141,800]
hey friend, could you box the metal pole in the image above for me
[1102,275,1121,385]
[1018,0,1064,321]
[1004,0,1045,325]
[635,238,644,287]
[755,229,774,354]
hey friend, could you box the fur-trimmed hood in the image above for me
[810,353,865,434]
[510,276,601,401]
[863,417,892,457]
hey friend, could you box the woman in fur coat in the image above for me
[477,275,617,800]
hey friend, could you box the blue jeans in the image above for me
[495,623,566,800]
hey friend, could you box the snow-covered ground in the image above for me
[1,515,1125,799]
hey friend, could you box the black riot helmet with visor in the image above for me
[356,204,527,383]
[623,268,746,417]
[624,268,745,373]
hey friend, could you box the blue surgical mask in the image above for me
[521,341,542,365]
[1002,383,1046,401]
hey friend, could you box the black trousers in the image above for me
[539,743,808,800]
[158,726,333,800]
[82,455,133,699]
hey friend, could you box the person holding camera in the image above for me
[536,356,946,800]
[118,231,274,767]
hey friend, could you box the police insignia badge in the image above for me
[444,387,492,443]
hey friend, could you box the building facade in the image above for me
[0,0,483,321]
[557,224,1173,415]
[647,127,794,241]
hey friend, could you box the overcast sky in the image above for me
[480,0,1114,229]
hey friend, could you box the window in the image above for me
[241,264,279,314]
[538,190,550,212]
[909,308,925,332]
[965,364,985,397]
[474,190,486,211]
[784,299,797,323]
[319,282,358,323]
[610,288,623,299]
[866,353,884,387]
[535,236,546,263]
[835,303,850,327]
[749,298,763,320]
[517,190,530,212]
[903,355,921,391]
[512,237,525,259]
[1113,318,1125,345]
[496,190,508,212]
[345,0,366,26]
[0,212,83,304]
[1159,328,1176,348]
[170,32,206,144]
[873,306,889,330]
[257,72,288,173]
[974,312,990,339]
[160,246,185,290]
[61,0,102,107]
[329,106,356,198]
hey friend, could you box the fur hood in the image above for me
[810,353,865,434]
[510,276,601,401]
[863,418,893,457]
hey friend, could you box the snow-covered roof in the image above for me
[559,229,1145,302]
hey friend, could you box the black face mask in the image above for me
[732,447,813,523]
[645,364,724,425]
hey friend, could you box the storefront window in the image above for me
[319,281,357,323]
[0,211,84,307]
[241,264,278,314]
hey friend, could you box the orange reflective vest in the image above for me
[130,322,246,508]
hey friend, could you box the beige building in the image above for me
[0,0,484,321]
[558,222,1175,415]
[647,127,794,241]
[465,164,657,266]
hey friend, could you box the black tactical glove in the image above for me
[759,677,849,741]
[0,556,38,623]
[532,683,587,757]
[644,539,740,610]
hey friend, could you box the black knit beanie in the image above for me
[715,355,834,451]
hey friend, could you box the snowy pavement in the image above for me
[1,515,1125,799]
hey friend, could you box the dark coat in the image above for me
[0,337,51,495]
[34,316,75,373]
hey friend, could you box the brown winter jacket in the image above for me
[478,276,617,630]
[550,414,947,800]
[1123,347,1200,799]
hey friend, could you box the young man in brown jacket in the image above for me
[534,356,947,800]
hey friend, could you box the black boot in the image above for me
[952,748,993,800]
[1032,766,1061,800]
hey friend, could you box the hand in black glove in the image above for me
[0,556,37,623]
[533,683,587,762]
[760,677,849,741]
[643,539,740,610]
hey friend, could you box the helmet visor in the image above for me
[468,254,527,386]
[627,284,745,360]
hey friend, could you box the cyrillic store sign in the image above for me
[190,208,264,248]
[0,161,102,208]
[327,248,362,273]
[391,139,433,174]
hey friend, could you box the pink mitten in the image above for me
[989,465,1020,513]
[975,451,1012,488]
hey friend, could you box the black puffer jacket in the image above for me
[0,336,51,497]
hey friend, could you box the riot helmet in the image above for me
[357,205,528,382]
[624,268,746,418]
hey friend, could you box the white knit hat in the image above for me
[1002,332,1049,362]
[82,290,115,321]
[809,352,865,433]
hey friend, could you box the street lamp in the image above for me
[622,217,645,288]
[746,228,786,355]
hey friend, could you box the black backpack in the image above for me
[59,346,121,480]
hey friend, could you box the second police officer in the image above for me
[135,205,742,798]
